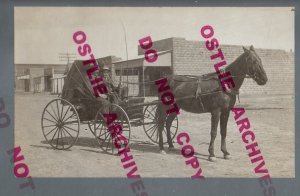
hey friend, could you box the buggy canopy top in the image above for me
[61,60,98,102]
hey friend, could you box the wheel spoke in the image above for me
[43,124,57,128]
[93,104,130,155]
[62,128,68,145]
[99,124,105,137]
[143,103,174,145]
[105,129,109,139]
[60,129,64,149]
[64,125,79,133]
[98,130,108,138]
[146,128,155,138]
[56,129,60,148]
[145,123,157,133]
[147,125,158,138]
[150,125,158,138]
[50,103,59,122]
[50,128,59,144]
[45,109,58,122]
[95,121,103,131]
[100,131,110,147]
[146,108,156,119]
[42,99,80,150]
[56,100,61,121]
[45,126,58,137]
[149,106,157,116]
[60,102,64,120]
[61,106,71,121]
[62,127,75,140]
[96,124,104,137]
[63,113,77,122]
[64,120,80,125]
[43,117,58,124]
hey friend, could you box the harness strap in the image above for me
[195,79,200,99]
[195,80,205,111]
[224,88,240,103]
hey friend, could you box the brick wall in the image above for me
[172,38,294,95]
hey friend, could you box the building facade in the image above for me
[15,38,294,97]
[15,64,66,94]
[15,56,122,94]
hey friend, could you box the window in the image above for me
[115,68,138,76]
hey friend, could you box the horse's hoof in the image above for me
[208,156,217,162]
[160,150,167,155]
[224,155,231,160]
[168,146,175,151]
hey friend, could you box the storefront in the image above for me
[113,51,173,97]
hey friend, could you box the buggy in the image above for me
[41,60,178,154]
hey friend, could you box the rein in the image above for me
[173,74,251,83]
[118,74,251,86]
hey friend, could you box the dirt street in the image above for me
[15,92,294,178]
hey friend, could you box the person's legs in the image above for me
[96,97,111,113]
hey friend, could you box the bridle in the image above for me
[243,53,260,80]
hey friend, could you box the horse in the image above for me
[156,46,268,161]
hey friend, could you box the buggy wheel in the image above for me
[41,98,80,150]
[92,103,131,155]
[87,121,95,135]
[143,104,178,144]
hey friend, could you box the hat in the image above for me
[101,65,110,72]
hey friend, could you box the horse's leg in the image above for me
[165,113,176,149]
[220,109,230,159]
[208,109,221,162]
[157,103,167,154]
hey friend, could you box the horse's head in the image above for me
[242,46,268,85]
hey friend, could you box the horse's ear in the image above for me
[243,46,249,53]
[250,45,255,51]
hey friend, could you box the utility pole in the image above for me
[59,52,77,74]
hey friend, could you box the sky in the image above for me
[14,7,294,64]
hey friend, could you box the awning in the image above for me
[143,51,171,67]
[114,50,172,70]
[17,75,30,80]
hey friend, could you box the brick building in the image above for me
[169,38,295,95]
